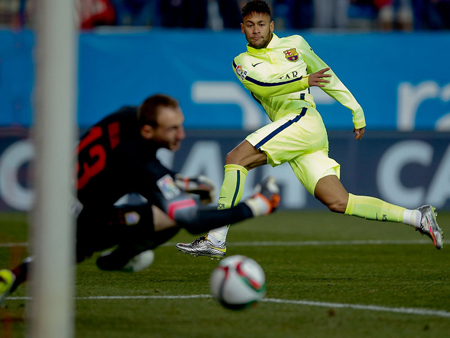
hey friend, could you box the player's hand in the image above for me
[308,67,331,87]
[175,174,216,204]
[353,127,365,140]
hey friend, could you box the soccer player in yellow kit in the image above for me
[176,0,443,258]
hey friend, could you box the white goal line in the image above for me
[7,294,450,318]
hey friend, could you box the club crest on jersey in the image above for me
[283,48,299,62]
[157,174,181,200]
[124,211,140,225]
[236,63,248,81]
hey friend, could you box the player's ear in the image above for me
[270,21,274,33]
[141,124,154,140]
[240,23,245,34]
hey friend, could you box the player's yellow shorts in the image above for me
[246,107,340,195]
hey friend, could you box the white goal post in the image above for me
[29,0,77,337]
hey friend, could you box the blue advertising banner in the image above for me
[1,29,449,130]
[0,30,34,127]
[1,128,449,212]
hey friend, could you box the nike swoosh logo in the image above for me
[252,62,263,67]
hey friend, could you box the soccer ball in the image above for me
[210,255,266,310]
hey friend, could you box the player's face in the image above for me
[241,12,274,49]
[146,106,186,151]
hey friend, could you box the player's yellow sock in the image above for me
[208,164,248,243]
[344,193,405,223]
[218,164,248,209]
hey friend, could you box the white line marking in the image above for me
[77,295,212,300]
[7,295,211,301]
[7,295,450,318]
[0,243,28,247]
[263,298,450,318]
[0,240,430,248]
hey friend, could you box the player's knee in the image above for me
[225,150,242,165]
[225,148,263,169]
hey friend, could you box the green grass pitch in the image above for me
[1,210,449,337]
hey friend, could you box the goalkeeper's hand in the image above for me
[174,174,216,205]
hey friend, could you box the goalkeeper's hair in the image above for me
[241,0,271,19]
[138,94,179,127]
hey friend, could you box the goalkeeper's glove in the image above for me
[174,174,216,204]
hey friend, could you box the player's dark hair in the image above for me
[241,0,271,18]
[138,94,179,127]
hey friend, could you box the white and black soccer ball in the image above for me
[210,255,266,310]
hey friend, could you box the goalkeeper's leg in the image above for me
[98,189,282,268]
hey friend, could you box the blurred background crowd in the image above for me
[1,0,449,31]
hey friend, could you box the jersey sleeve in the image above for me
[232,58,310,98]
[297,36,366,129]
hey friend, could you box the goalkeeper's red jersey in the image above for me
[76,107,174,210]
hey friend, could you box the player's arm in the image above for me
[353,127,365,141]
[298,36,366,130]
[133,159,279,234]
[142,171,279,235]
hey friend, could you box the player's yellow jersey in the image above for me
[233,34,366,129]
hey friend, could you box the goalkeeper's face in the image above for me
[142,106,186,151]
[241,12,273,49]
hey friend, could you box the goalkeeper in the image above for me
[0,94,280,303]
[176,0,443,258]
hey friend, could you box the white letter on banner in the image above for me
[397,81,439,131]
[435,83,450,131]
[0,139,35,210]
[377,140,432,208]
[192,81,266,130]
[426,145,450,207]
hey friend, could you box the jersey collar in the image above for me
[246,33,280,54]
